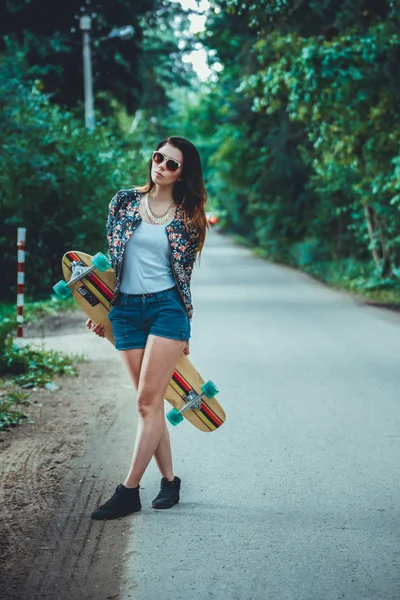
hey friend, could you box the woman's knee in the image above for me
[137,389,164,418]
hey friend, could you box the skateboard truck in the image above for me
[180,389,206,414]
[166,380,219,426]
[53,252,111,299]
[68,260,95,285]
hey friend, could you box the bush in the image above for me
[0,46,146,302]
[289,238,324,269]
[0,315,82,430]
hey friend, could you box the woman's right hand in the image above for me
[86,318,105,338]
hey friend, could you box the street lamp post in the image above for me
[80,15,95,131]
[79,17,135,131]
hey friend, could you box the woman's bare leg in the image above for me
[120,344,178,482]
[120,347,145,389]
[153,419,174,481]
[122,335,186,488]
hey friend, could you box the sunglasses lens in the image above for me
[152,151,180,172]
[153,151,164,165]
[166,160,179,172]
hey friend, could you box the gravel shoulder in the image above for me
[0,313,138,599]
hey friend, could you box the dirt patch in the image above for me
[0,363,97,596]
[0,326,138,599]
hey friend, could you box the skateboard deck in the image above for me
[58,251,225,432]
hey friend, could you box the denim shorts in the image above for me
[108,286,191,350]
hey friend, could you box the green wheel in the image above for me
[91,252,111,272]
[53,280,72,299]
[201,380,219,399]
[166,408,184,426]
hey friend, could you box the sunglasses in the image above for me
[152,151,181,172]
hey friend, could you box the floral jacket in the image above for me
[106,188,200,320]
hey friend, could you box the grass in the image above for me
[333,284,400,306]
[0,295,78,323]
[0,385,31,429]
[0,296,83,431]
[0,342,85,431]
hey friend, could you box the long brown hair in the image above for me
[139,136,208,253]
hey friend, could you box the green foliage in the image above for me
[13,347,79,387]
[0,0,193,116]
[0,387,29,430]
[23,297,78,321]
[0,316,82,430]
[0,320,20,373]
[198,0,400,294]
[0,319,80,384]
[0,297,78,323]
[0,48,147,302]
[245,21,400,268]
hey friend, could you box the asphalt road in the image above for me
[19,229,400,600]
[119,229,400,600]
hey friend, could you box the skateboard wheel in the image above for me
[201,380,219,399]
[53,280,72,299]
[166,408,184,426]
[91,252,111,272]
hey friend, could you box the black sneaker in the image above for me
[152,476,181,509]
[91,484,141,520]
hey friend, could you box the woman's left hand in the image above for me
[183,341,190,356]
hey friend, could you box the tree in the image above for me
[0,49,145,301]
[0,0,194,116]
[196,0,400,288]
[238,0,400,274]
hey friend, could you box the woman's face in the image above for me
[151,143,183,187]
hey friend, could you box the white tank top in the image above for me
[120,220,176,294]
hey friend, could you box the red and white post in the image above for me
[17,227,26,339]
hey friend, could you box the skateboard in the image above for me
[53,251,225,432]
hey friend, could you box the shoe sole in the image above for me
[152,500,179,509]
[91,506,142,520]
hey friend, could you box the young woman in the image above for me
[87,137,208,520]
